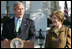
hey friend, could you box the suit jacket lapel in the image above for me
[19,17,27,36]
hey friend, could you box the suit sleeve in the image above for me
[1,22,8,40]
[67,28,71,48]
[28,20,36,42]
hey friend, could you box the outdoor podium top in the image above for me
[1,41,34,48]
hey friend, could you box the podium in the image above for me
[1,41,34,48]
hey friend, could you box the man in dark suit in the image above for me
[1,2,36,42]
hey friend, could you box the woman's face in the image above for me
[51,15,62,26]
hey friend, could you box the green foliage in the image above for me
[63,20,71,25]
[1,17,10,23]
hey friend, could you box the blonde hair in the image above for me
[51,10,65,23]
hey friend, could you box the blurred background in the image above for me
[1,1,71,48]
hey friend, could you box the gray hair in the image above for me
[13,1,24,10]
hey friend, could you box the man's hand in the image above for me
[4,38,8,41]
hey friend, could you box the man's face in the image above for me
[13,4,24,18]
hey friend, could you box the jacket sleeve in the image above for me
[28,20,36,42]
[1,22,8,40]
[45,31,50,48]
[67,28,71,48]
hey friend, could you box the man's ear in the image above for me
[13,9,15,13]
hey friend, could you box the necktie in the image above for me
[16,19,20,33]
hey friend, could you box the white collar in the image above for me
[15,16,23,21]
